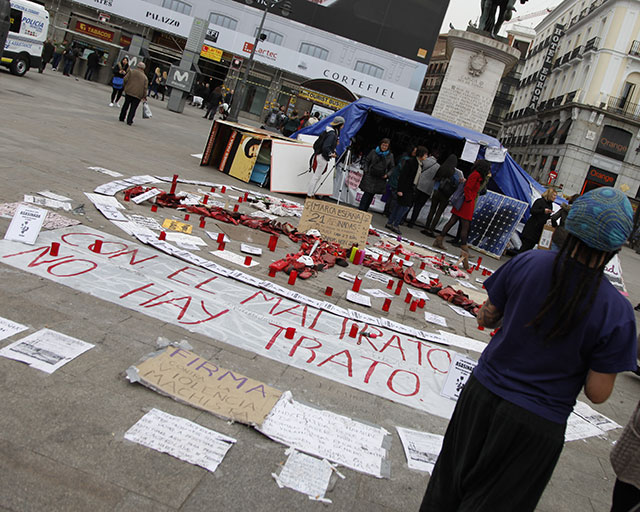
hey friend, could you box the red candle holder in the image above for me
[244,256,252,266]
[151,204,158,212]
[50,242,60,256]
[269,268,276,277]
[203,195,209,205]
[352,277,362,292]
[382,298,391,312]
[325,286,333,296]
[221,186,226,193]
[233,204,239,213]
[405,292,412,304]
[285,327,296,339]
[387,279,394,290]
[184,214,190,221]
[348,324,359,338]
[170,174,178,195]
[159,231,166,241]
[288,270,298,286]
[218,241,226,251]
[410,300,418,312]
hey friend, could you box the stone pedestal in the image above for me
[431,30,520,133]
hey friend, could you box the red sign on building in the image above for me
[547,170,558,184]
[75,21,114,42]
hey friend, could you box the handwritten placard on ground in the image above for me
[125,408,236,472]
[128,347,282,426]
[297,199,371,249]
[0,328,93,373]
[259,391,391,478]
[396,427,444,474]
[273,449,335,503]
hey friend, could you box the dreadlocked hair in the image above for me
[529,233,616,342]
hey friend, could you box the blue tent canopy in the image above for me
[295,97,547,207]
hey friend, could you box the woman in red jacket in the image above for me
[434,159,492,269]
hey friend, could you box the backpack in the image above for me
[313,129,331,154]
[439,175,458,197]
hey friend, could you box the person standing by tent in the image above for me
[307,116,344,199]
[520,188,557,252]
[407,148,440,228]
[421,187,637,512]
[421,154,459,236]
[358,138,394,212]
[433,159,492,269]
[384,146,416,217]
[386,146,428,234]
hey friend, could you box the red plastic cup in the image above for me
[418,298,426,308]
[184,214,190,221]
[218,241,225,251]
[394,280,403,295]
[268,269,276,277]
[151,204,158,212]
[210,187,216,193]
[200,218,206,228]
[221,186,226,193]
[410,300,418,312]
[348,324,359,338]
[217,232,225,243]
[405,292,412,304]
[91,239,103,253]
[382,298,391,312]
[50,242,60,256]
[238,197,243,204]
[288,270,297,285]
[244,192,249,201]
[285,327,296,339]
[405,254,410,261]
[325,286,333,296]
[244,256,252,266]
[420,262,426,270]
[268,235,278,252]
[123,192,130,202]
[159,231,166,240]
[203,195,209,205]
[352,277,361,292]
[386,279,394,290]
[233,204,239,213]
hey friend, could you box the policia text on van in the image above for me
[1,0,49,76]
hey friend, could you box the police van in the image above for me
[1,0,49,76]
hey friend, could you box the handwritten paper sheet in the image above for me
[84,193,125,210]
[363,288,393,299]
[348,309,381,326]
[259,392,391,478]
[338,272,356,283]
[440,353,478,401]
[4,204,47,245]
[424,312,447,328]
[364,270,391,284]
[396,427,444,473]
[165,233,207,246]
[210,249,260,268]
[127,215,163,231]
[0,328,93,373]
[131,188,162,204]
[448,304,475,318]
[124,408,236,472]
[23,195,72,211]
[273,449,335,503]
[240,243,263,256]
[346,290,372,307]
[0,316,28,342]
[406,287,430,301]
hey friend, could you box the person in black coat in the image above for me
[39,40,55,73]
[358,138,395,212]
[204,85,223,120]
[519,188,557,252]
[386,146,428,235]
[84,51,100,81]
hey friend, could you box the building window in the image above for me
[162,0,191,15]
[254,28,283,45]
[354,60,384,79]
[299,42,329,60]
[209,12,237,30]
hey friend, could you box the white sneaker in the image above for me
[109,102,114,107]
[115,102,120,107]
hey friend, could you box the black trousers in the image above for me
[409,190,430,226]
[611,479,640,512]
[358,191,375,212]
[421,374,565,512]
[119,95,141,124]
[425,190,449,232]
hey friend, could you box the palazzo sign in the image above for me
[0,227,458,420]
[71,0,193,38]
[528,24,564,111]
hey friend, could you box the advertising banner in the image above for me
[71,0,193,38]
[74,20,114,42]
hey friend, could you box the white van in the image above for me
[1,0,49,76]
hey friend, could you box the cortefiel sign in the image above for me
[528,24,564,111]
[71,0,193,38]
[595,125,632,162]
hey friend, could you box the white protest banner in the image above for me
[0,328,93,373]
[124,408,236,472]
[260,392,391,478]
[0,227,458,419]
[4,204,47,245]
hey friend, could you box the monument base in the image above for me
[431,29,520,133]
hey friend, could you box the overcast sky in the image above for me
[440,0,562,35]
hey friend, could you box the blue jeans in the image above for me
[389,205,410,227]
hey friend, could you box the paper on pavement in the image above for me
[124,408,236,472]
[0,316,28,342]
[0,328,93,373]
[396,426,444,473]
[272,449,334,502]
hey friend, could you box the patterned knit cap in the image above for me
[565,187,633,251]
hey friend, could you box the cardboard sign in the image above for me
[297,199,371,249]
[537,224,554,250]
[129,347,282,426]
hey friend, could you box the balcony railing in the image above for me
[565,90,578,103]
[630,40,640,57]
[606,96,640,121]
[584,37,600,52]
[570,46,583,60]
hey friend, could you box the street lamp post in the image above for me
[227,0,289,123]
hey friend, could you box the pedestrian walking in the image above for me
[203,85,223,120]
[420,187,637,512]
[407,149,440,228]
[158,71,167,101]
[119,62,148,126]
[386,146,428,235]
[433,159,492,269]
[39,39,55,73]
[520,188,557,252]
[358,138,394,212]
[421,154,459,236]
[307,116,344,199]
[84,50,100,81]
[148,67,162,98]
[61,43,77,76]
[51,40,66,71]
[109,57,128,107]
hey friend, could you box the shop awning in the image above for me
[545,119,560,138]
[556,119,572,140]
